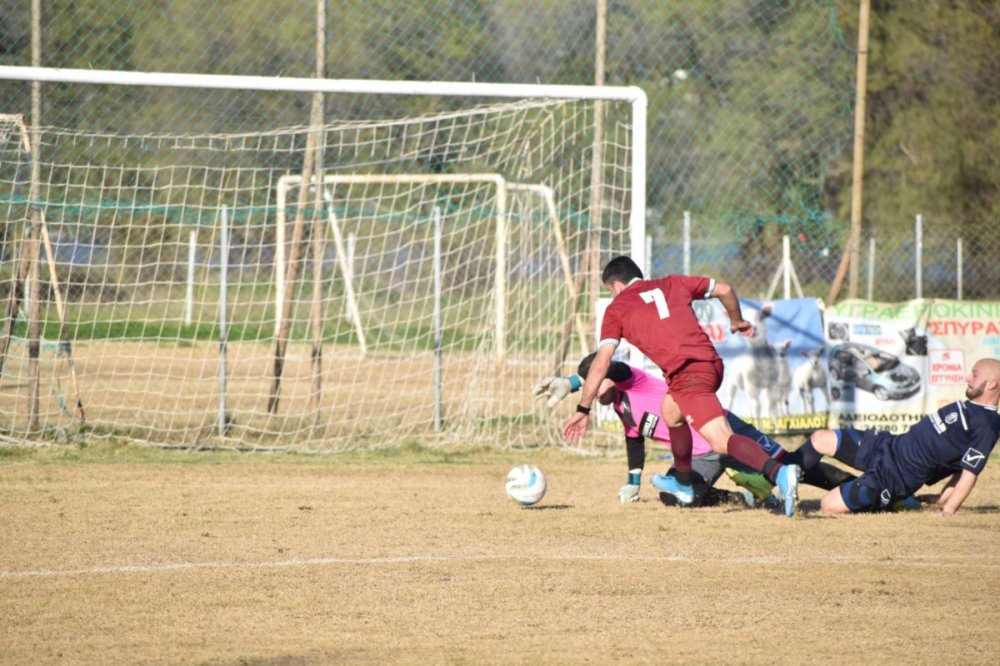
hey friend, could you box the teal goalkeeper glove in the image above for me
[532,374,582,409]
[618,469,642,503]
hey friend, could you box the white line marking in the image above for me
[1,553,996,579]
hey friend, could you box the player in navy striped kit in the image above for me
[787,358,1000,515]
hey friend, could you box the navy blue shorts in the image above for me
[835,428,904,512]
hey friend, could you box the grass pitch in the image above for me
[2,442,999,665]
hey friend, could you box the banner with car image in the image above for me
[823,299,1000,433]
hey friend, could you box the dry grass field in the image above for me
[2,443,999,665]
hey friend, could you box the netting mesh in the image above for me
[3,1,997,447]
[0,1,859,299]
[0,99,633,449]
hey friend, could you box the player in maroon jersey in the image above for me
[563,255,802,516]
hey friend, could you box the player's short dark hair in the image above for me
[602,256,643,285]
[577,352,631,382]
[578,352,598,378]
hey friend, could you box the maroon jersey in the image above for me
[599,275,718,380]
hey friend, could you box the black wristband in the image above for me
[576,404,591,415]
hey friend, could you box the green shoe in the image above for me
[725,468,774,503]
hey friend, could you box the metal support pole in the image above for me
[186,228,196,325]
[683,210,691,275]
[782,235,792,300]
[433,206,443,431]
[218,205,229,437]
[956,237,963,300]
[867,236,875,301]
[915,214,923,299]
[345,232,356,322]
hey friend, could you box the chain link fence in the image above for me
[1,0,862,295]
[1,1,997,447]
[2,1,997,301]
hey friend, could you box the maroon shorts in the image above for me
[666,359,725,430]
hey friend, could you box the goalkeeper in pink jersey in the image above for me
[537,353,855,507]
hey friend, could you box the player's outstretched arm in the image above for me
[939,469,977,516]
[710,281,754,336]
[563,345,614,443]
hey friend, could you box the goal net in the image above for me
[0,69,644,451]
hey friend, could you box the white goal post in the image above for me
[0,65,646,451]
[0,66,647,270]
[274,174,589,361]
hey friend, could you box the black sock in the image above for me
[782,438,823,471]
[625,436,645,471]
[803,462,856,490]
[671,467,694,486]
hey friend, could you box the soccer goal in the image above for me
[273,174,591,359]
[0,66,646,451]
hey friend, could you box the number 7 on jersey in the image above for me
[639,288,670,319]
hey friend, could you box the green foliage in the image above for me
[853,1,999,228]
[2,0,997,301]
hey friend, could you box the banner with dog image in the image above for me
[823,299,1000,433]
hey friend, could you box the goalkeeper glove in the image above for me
[618,469,642,503]
[532,374,582,409]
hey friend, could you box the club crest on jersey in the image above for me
[945,412,958,425]
[962,448,986,469]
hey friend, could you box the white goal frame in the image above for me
[0,65,647,448]
[274,174,590,361]
[0,65,648,273]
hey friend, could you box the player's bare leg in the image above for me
[697,414,735,454]
[805,429,839,457]
[820,487,851,514]
[659,392,684,426]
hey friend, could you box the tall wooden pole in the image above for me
[0,117,34,381]
[40,217,85,423]
[267,132,318,414]
[308,0,327,421]
[828,0,871,304]
[554,0,606,372]
[587,0,606,330]
[27,0,43,430]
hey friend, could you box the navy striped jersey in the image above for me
[883,400,1000,489]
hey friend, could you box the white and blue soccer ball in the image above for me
[505,464,547,506]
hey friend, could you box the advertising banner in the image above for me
[708,297,828,434]
[823,299,1000,433]
[594,296,998,438]
[597,296,828,435]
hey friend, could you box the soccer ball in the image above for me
[505,464,546,506]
